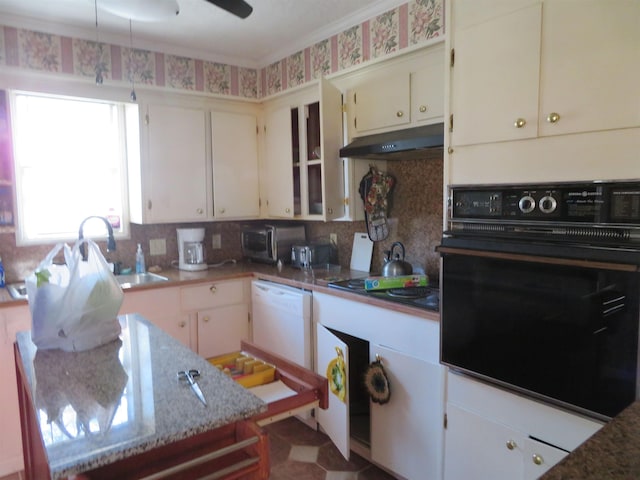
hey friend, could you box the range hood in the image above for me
[339,123,444,160]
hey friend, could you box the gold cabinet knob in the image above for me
[219,208,226,214]
[285,208,291,213]
[506,440,517,450]
[447,146,454,154]
[196,208,204,214]
[514,118,527,128]
[419,105,427,113]
[546,112,560,123]
[202,316,210,323]
[532,454,543,465]
[396,110,404,118]
[209,285,217,294]
[327,207,333,214]
[178,321,186,328]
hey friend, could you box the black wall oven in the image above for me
[439,181,640,421]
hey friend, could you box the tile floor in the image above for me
[264,417,398,480]
[0,418,397,480]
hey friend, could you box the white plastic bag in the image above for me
[26,239,124,352]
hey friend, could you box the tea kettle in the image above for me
[382,242,413,277]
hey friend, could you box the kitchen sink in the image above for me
[116,272,169,288]
[6,273,169,300]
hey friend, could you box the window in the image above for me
[11,91,130,244]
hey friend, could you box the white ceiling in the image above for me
[0,0,407,68]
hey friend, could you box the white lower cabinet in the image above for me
[120,286,190,347]
[314,292,444,480]
[444,372,603,480]
[180,279,250,358]
[0,304,31,476]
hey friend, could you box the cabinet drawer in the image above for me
[181,279,246,311]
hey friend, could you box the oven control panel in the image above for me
[450,181,640,225]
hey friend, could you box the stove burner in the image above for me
[348,278,366,289]
[386,287,431,299]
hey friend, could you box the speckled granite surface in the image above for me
[540,400,640,479]
[15,313,266,480]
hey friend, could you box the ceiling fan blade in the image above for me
[205,0,253,19]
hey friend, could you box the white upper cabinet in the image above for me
[263,78,343,221]
[127,98,261,224]
[211,111,259,219]
[450,0,640,147]
[129,103,209,224]
[345,44,445,139]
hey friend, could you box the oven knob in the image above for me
[539,195,557,214]
[518,195,535,214]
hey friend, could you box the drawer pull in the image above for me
[202,316,210,323]
[210,285,217,294]
[506,440,517,450]
[532,454,543,465]
[419,105,427,113]
[178,321,186,328]
[396,110,404,118]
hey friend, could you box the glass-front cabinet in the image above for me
[263,78,343,221]
[0,90,15,229]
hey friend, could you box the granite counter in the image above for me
[540,400,640,479]
[14,313,267,479]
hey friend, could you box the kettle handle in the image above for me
[390,242,405,260]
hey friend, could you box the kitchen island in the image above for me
[14,313,268,480]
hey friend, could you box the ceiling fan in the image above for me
[98,0,253,22]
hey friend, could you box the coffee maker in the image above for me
[177,228,207,271]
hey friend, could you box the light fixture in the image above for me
[128,19,137,102]
[98,0,179,23]
[94,0,104,85]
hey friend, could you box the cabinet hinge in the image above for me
[343,197,349,207]
[341,103,347,113]
[147,199,152,210]
[450,48,455,68]
[444,412,448,429]
[354,117,357,129]
[449,113,454,132]
[145,114,149,126]
[256,124,259,135]
[353,92,357,104]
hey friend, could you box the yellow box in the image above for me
[208,351,276,388]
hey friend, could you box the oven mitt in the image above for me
[327,347,347,403]
[359,166,395,242]
[364,357,391,405]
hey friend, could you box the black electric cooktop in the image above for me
[327,278,439,312]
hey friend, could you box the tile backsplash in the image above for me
[1,155,443,285]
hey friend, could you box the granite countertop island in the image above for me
[14,313,267,480]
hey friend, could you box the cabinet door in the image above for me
[0,305,31,476]
[351,72,411,135]
[411,62,444,125]
[120,288,190,348]
[264,106,295,218]
[197,304,249,359]
[146,104,208,222]
[316,323,350,460]
[444,403,524,480]
[211,111,259,219]
[370,344,444,480]
[450,3,542,146]
[538,0,640,136]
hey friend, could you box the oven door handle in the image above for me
[436,246,640,272]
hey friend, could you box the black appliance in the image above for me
[339,123,444,160]
[327,278,439,312]
[439,180,640,421]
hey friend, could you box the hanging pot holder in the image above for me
[359,166,395,242]
[326,347,347,403]
[364,355,391,405]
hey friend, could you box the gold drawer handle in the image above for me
[209,285,217,294]
[514,118,526,128]
[396,110,404,118]
[419,105,427,113]
[196,208,204,214]
[178,321,186,328]
[202,316,210,323]
[506,440,517,450]
[532,454,543,465]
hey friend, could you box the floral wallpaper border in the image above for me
[0,0,443,100]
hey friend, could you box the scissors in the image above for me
[177,369,207,406]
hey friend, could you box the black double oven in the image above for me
[439,180,640,421]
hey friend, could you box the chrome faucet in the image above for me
[78,216,116,261]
